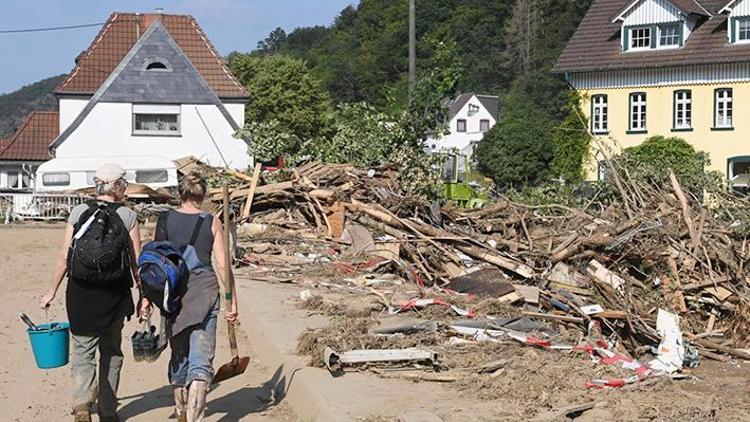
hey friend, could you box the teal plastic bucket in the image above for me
[27,322,70,369]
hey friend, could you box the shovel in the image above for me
[213,183,250,384]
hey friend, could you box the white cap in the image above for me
[94,163,126,184]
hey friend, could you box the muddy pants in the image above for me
[168,297,219,386]
[70,318,125,417]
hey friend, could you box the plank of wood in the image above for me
[592,310,628,320]
[241,163,262,220]
[521,311,583,324]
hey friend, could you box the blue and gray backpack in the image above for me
[137,212,208,315]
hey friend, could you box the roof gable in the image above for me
[99,23,220,104]
[447,93,500,120]
[56,13,248,99]
[613,0,709,21]
[50,21,246,152]
[0,112,58,162]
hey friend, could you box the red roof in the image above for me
[0,112,58,161]
[55,12,248,99]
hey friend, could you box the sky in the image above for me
[0,0,355,94]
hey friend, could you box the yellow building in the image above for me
[555,0,750,187]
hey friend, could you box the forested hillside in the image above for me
[251,0,591,111]
[0,74,65,138]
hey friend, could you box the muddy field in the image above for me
[0,226,296,421]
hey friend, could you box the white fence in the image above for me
[0,193,85,222]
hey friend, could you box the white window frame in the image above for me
[0,168,29,190]
[591,95,608,134]
[714,88,733,129]
[629,92,647,132]
[658,23,681,48]
[737,18,750,43]
[456,119,467,133]
[674,90,692,130]
[630,27,651,51]
[132,104,181,136]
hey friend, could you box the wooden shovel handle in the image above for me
[223,183,239,360]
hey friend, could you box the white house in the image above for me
[35,12,251,192]
[427,93,499,157]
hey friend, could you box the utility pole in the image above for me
[408,0,416,100]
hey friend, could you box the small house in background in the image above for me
[427,93,499,158]
[34,11,251,192]
[0,111,58,192]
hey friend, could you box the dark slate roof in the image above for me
[0,112,58,161]
[554,0,750,73]
[99,23,219,104]
[476,95,500,120]
[56,12,248,99]
[446,93,500,120]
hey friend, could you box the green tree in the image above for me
[228,54,332,146]
[302,102,398,166]
[256,27,288,55]
[475,88,554,188]
[551,92,591,182]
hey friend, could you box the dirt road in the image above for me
[0,226,296,421]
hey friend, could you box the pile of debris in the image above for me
[219,159,749,389]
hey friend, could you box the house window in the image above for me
[674,90,692,130]
[480,119,490,132]
[738,18,750,42]
[714,88,733,129]
[629,92,647,132]
[135,169,168,183]
[457,119,467,132]
[42,172,70,187]
[133,104,181,135]
[597,160,610,181]
[728,157,750,195]
[630,27,651,50]
[591,95,608,134]
[468,104,480,116]
[0,168,29,190]
[659,23,680,47]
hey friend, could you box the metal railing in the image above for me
[0,193,85,222]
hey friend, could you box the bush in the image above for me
[475,91,554,189]
[621,136,714,194]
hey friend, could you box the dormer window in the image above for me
[630,27,652,50]
[736,18,750,43]
[659,23,681,47]
[613,0,698,52]
[142,58,172,72]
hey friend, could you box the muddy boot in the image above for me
[72,404,91,422]
[173,386,188,422]
[186,381,208,422]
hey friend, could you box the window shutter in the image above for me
[650,25,657,49]
[731,18,736,43]
[678,22,684,47]
[623,27,629,51]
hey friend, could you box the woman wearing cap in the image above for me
[153,171,238,422]
[40,163,149,422]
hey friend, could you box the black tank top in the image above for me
[159,210,215,270]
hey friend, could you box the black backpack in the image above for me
[68,202,131,284]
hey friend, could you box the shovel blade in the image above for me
[213,356,250,384]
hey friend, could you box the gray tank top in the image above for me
[164,210,215,270]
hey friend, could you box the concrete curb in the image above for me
[237,292,338,422]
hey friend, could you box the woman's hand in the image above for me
[225,299,238,324]
[138,297,152,322]
[39,289,56,309]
